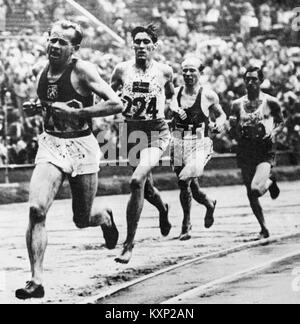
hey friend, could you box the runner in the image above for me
[230,66,284,239]
[15,20,123,300]
[170,56,226,240]
[111,24,173,264]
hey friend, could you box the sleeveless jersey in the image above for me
[37,59,93,133]
[237,93,277,142]
[121,60,166,121]
[175,87,209,136]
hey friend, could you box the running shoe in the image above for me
[15,281,45,300]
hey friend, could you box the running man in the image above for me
[111,24,173,264]
[230,66,284,239]
[16,20,123,300]
[170,56,226,240]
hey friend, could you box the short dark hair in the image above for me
[49,20,83,46]
[131,24,158,44]
[244,66,264,83]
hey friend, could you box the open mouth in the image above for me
[49,49,61,59]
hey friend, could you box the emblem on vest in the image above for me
[132,82,150,93]
[47,85,58,100]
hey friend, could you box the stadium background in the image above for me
[0,0,299,166]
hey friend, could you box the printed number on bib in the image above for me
[122,96,158,119]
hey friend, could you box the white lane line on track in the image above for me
[81,231,300,304]
[162,250,300,304]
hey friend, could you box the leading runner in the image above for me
[16,20,123,300]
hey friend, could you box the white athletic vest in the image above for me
[121,60,166,120]
[239,93,276,138]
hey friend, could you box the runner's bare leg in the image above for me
[190,179,217,228]
[251,163,273,197]
[69,173,119,249]
[144,173,167,215]
[116,147,162,264]
[243,163,273,238]
[144,173,171,236]
[27,163,64,285]
[178,179,193,240]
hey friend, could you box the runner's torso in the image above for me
[235,93,277,145]
[174,87,209,136]
[121,60,166,121]
[37,59,93,133]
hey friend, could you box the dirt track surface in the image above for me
[180,255,300,304]
[1,181,300,304]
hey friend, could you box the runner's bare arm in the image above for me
[164,66,186,119]
[268,99,284,126]
[268,98,285,138]
[23,68,46,117]
[52,61,123,118]
[110,64,124,92]
[207,91,226,132]
[228,101,241,139]
[164,65,175,100]
[168,87,187,120]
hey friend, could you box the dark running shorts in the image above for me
[237,138,276,186]
[236,138,276,169]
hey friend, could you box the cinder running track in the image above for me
[0,181,300,304]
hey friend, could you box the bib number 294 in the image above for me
[123,96,158,119]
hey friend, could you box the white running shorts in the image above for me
[35,132,102,177]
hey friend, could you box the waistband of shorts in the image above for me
[45,128,92,139]
[125,118,166,125]
[174,125,205,135]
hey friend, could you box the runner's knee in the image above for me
[144,181,155,200]
[29,205,46,224]
[251,182,264,198]
[190,181,200,197]
[130,176,146,191]
[74,221,89,229]
[73,213,90,229]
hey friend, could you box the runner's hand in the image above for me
[176,109,187,120]
[209,122,224,134]
[215,123,225,134]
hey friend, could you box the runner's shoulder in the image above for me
[34,61,48,85]
[202,86,219,104]
[113,60,132,77]
[158,62,173,77]
[232,96,246,106]
[263,92,280,105]
[73,59,99,76]
[231,96,246,112]
[115,60,131,70]
[33,60,48,78]
[174,86,182,96]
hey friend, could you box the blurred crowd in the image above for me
[110,0,298,41]
[0,0,300,165]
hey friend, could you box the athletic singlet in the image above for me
[237,93,277,142]
[175,87,209,137]
[37,59,93,133]
[121,60,166,121]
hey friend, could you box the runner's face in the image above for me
[182,64,200,87]
[245,71,261,93]
[47,26,76,66]
[133,32,155,61]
